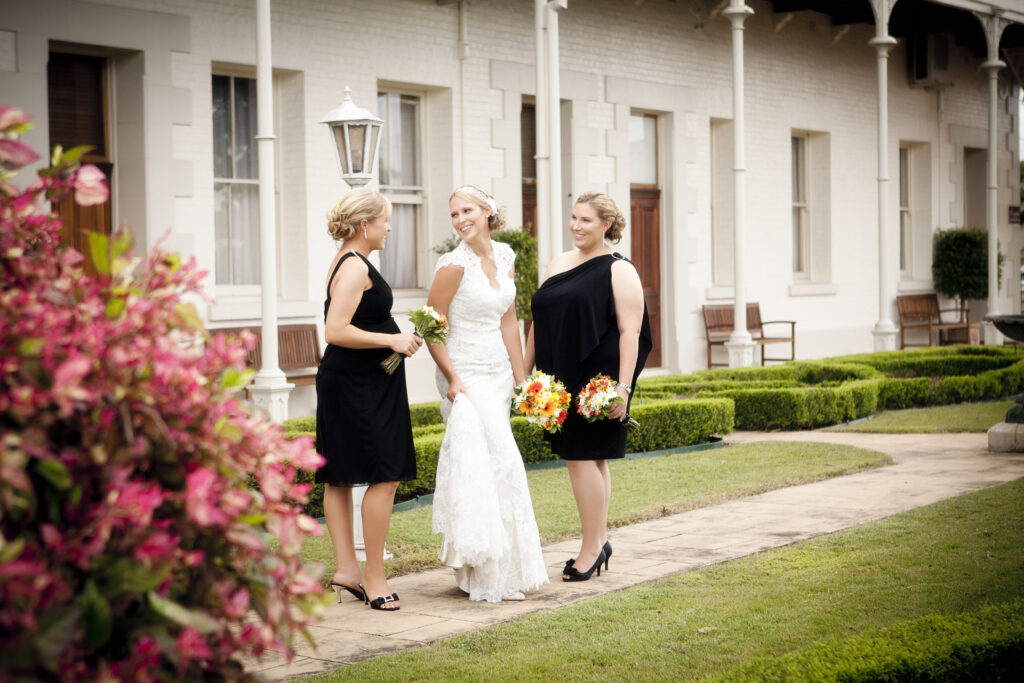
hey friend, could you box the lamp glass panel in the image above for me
[332,126,350,175]
[348,123,366,173]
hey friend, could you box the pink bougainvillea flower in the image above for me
[175,627,212,662]
[72,164,109,206]
[52,354,92,391]
[0,138,39,170]
[184,466,228,527]
[0,105,32,131]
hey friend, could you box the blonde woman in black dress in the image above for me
[525,192,652,582]
[316,187,423,611]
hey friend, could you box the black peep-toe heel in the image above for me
[562,549,606,582]
[330,582,367,604]
[603,540,612,570]
[369,592,400,611]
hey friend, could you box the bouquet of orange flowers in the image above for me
[512,371,571,433]
[576,374,639,432]
[381,305,449,374]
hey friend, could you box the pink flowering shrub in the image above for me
[0,106,326,681]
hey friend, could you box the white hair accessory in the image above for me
[455,185,498,217]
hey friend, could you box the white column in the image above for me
[249,0,293,422]
[868,0,898,351]
[546,1,565,262]
[535,0,551,277]
[976,9,1008,346]
[723,0,755,368]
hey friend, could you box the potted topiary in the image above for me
[931,227,1005,344]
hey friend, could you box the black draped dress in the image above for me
[531,253,652,461]
[315,251,416,486]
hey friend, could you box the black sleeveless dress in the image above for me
[531,253,653,461]
[315,252,416,486]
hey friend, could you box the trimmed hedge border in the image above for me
[638,347,1024,431]
[282,396,732,516]
[713,598,1024,682]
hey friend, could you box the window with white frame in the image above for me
[899,146,910,274]
[212,74,261,286]
[377,90,422,289]
[791,135,809,278]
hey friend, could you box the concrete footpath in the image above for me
[247,431,1024,680]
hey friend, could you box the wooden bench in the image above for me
[896,293,970,349]
[702,302,796,369]
[212,323,322,387]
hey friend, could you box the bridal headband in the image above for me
[455,185,498,217]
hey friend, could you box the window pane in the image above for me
[230,183,261,285]
[792,207,803,273]
[381,203,417,288]
[377,93,390,183]
[214,182,230,283]
[791,137,805,203]
[233,77,258,179]
[899,148,909,208]
[387,93,403,184]
[900,210,910,271]
[212,75,231,179]
[400,97,419,186]
[629,115,657,185]
[521,104,536,180]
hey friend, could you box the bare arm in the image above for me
[500,301,526,385]
[607,259,645,420]
[324,256,423,356]
[425,264,465,401]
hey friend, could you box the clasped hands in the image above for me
[607,383,630,422]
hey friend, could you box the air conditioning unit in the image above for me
[908,33,954,89]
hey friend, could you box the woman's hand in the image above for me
[390,333,424,357]
[607,384,630,421]
[446,375,465,402]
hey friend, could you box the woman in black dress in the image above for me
[316,187,423,611]
[525,192,652,582]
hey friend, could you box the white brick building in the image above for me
[3,0,1023,415]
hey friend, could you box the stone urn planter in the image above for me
[984,315,1024,452]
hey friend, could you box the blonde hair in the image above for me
[575,192,626,243]
[450,184,506,232]
[326,188,391,241]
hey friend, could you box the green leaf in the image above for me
[50,144,63,167]
[86,231,111,276]
[174,302,204,333]
[108,557,169,594]
[0,536,25,564]
[109,223,134,262]
[148,592,221,634]
[61,145,93,165]
[220,367,255,392]
[78,580,112,648]
[237,513,268,526]
[215,420,244,443]
[33,606,81,669]
[105,295,126,319]
[35,459,71,490]
[18,338,44,356]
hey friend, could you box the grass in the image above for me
[303,476,1024,682]
[827,400,1013,433]
[301,442,890,579]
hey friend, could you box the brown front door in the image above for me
[630,187,661,368]
[48,52,112,274]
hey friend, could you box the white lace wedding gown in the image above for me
[431,240,549,602]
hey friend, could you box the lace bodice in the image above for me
[434,240,516,373]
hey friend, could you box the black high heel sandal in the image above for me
[603,540,612,570]
[562,549,606,582]
[330,582,367,604]
[369,592,400,611]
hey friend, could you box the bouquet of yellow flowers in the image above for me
[381,305,449,374]
[512,371,571,433]
[576,374,639,432]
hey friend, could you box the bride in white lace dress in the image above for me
[425,185,549,603]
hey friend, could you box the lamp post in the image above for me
[320,87,386,561]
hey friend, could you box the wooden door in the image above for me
[48,52,112,274]
[630,187,661,368]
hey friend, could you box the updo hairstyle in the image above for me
[575,191,626,243]
[450,184,506,232]
[326,187,391,241]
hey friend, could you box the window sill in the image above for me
[897,279,933,292]
[788,282,839,297]
[208,299,320,322]
[705,285,735,300]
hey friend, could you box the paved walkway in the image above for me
[247,431,1024,680]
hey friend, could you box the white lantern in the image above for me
[320,87,383,187]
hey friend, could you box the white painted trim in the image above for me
[788,282,839,297]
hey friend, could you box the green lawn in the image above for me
[304,476,1024,682]
[301,442,890,579]
[827,400,1013,433]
